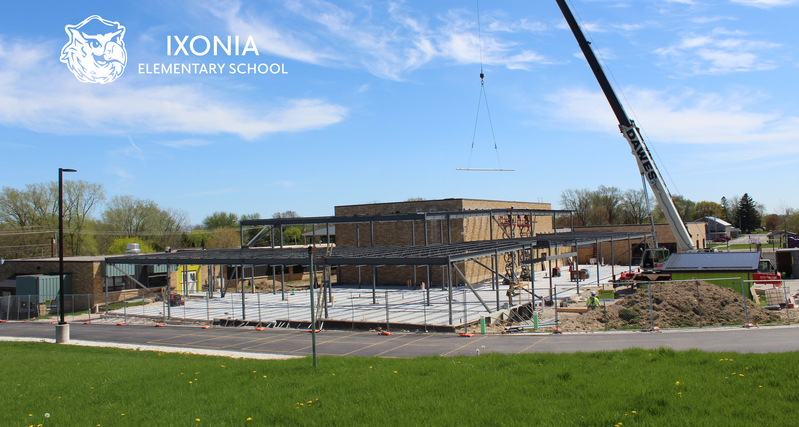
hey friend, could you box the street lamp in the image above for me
[57,168,76,343]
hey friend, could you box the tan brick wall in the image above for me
[335,199,558,286]
[0,260,104,306]
[573,223,707,265]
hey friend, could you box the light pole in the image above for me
[57,168,77,343]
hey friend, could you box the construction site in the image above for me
[96,198,659,332]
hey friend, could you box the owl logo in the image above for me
[60,15,127,84]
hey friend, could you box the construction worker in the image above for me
[586,291,601,310]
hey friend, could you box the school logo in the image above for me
[60,15,127,84]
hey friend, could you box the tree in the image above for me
[183,228,213,248]
[206,227,240,249]
[694,201,724,219]
[152,207,191,250]
[672,195,696,223]
[594,186,624,225]
[560,189,593,226]
[202,211,238,230]
[783,208,799,234]
[405,197,426,202]
[0,180,104,256]
[272,211,301,219]
[620,189,651,224]
[737,193,761,233]
[101,195,160,237]
[98,196,189,252]
[106,237,155,254]
[763,214,782,231]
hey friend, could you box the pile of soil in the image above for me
[555,280,781,331]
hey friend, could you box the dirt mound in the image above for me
[557,280,781,331]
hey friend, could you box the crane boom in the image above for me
[555,0,695,252]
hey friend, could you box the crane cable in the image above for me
[467,0,504,171]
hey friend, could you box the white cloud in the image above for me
[543,86,799,156]
[654,29,780,74]
[0,39,347,140]
[203,1,550,80]
[730,0,799,7]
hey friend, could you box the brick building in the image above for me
[334,198,573,286]
[574,223,707,266]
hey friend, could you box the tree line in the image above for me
[0,180,316,259]
[560,186,788,234]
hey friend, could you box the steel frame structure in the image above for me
[107,218,651,325]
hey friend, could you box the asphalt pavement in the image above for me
[2,321,799,358]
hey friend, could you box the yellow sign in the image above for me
[597,290,615,302]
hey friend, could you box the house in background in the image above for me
[692,216,732,241]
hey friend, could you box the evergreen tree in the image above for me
[736,193,761,233]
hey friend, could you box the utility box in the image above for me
[16,274,72,303]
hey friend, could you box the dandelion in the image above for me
[253,371,257,373]
[675,381,680,385]
[759,385,763,388]
[369,366,372,369]
[221,365,225,368]
[725,377,729,380]
[730,359,733,361]
[677,392,682,396]
[732,372,736,375]
[740,374,744,377]
[394,371,398,374]
[44,414,49,418]
[632,411,637,414]
[247,417,252,421]
[196,418,200,422]
[625,413,629,417]
[121,414,125,416]
[308,401,312,404]
[29,414,32,417]
[263,376,267,378]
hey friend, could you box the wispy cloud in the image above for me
[0,39,347,139]
[0,140,33,149]
[202,0,551,80]
[729,0,799,8]
[156,138,213,149]
[654,28,780,74]
[543,86,799,157]
[126,136,145,160]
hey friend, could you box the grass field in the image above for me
[2,343,798,426]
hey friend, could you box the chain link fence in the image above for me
[1,278,793,333]
[548,277,794,332]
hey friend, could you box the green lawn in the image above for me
[2,342,797,426]
[708,243,766,251]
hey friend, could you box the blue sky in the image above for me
[1,0,797,225]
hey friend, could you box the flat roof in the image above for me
[661,252,760,271]
[107,231,651,267]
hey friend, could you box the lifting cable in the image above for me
[458,0,513,172]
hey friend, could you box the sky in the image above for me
[1,0,798,226]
